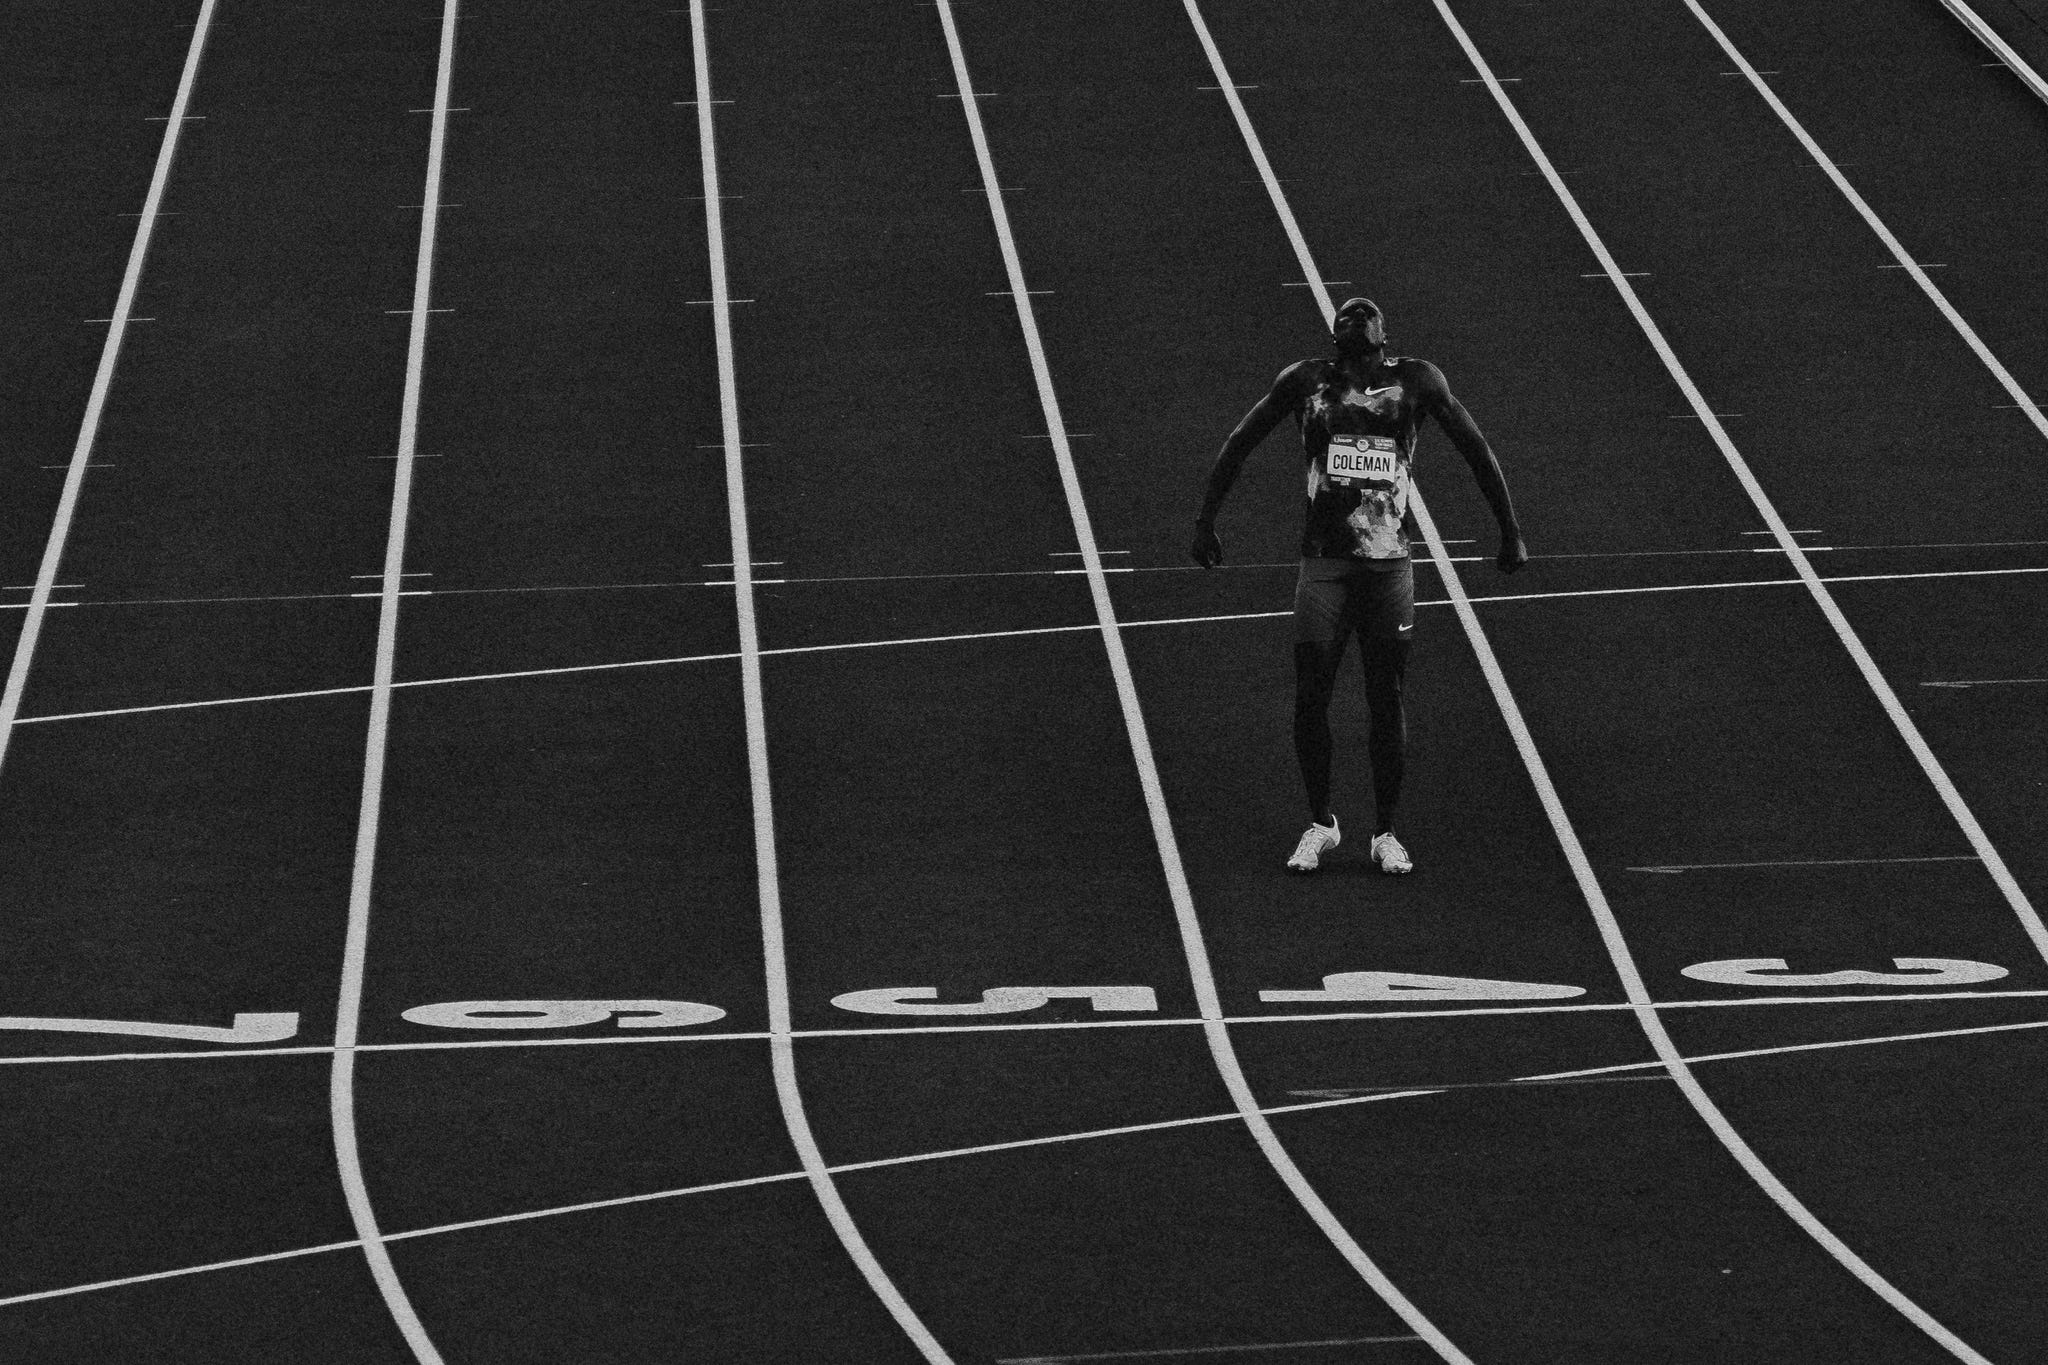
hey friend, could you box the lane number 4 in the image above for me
[1261,972,1587,1003]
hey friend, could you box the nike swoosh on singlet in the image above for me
[1340,385,1403,410]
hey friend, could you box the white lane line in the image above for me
[1925,677,2048,688]
[39,588,375,606]
[1286,1014,2048,1098]
[961,4,1467,1359]
[14,984,2048,1069]
[331,4,461,1362]
[1629,855,1980,873]
[1428,4,1997,1358]
[1522,537,2047,556]
[0,0,218,782]
[1933,0,2048,106]
[0,1239,372,1310]
[1593,13,2048,964]
[1491,563,2048,598]
[1291,1076,1674,1099]
[688,8,952,1361]
[10,533,2041,610]
[25,681,371,724]
[19,560,2048,728]
[998,1336,1423,1363]
[1686,0,2048,444]
[17,1009,2046,1313]
[1524,1015,2048,1083]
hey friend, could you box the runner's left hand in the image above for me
[1497,530,1528,573]
[1191,521,1224,569]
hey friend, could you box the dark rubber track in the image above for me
[3,0,2046,1361]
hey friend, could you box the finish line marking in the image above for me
[21,563,2048,727]
[10,1011,2043,1309]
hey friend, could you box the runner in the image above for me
[1191,297,1527,874]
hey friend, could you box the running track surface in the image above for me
[4,1,2048,1361]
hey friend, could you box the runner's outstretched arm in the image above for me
[1419,364,1528,573]
[1193,361,1315,568]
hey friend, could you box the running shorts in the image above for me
[1293,556,1415,647]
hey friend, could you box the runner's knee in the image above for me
[1360,637,1411,716]
[1294,641,1341,711]
[1362,633,1410,680]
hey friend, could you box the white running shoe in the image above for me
[1370,831,1413,875]
[1287,815,1341,873]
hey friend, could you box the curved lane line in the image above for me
[1357,0,1994,1357]
[330,1,463,1360]
[1687,0,2048,435]
[1936,0,2048,115]
[1674,0,2048,958]
[931,4,1473,1361]
[0,0,220,777]
[687,5,955,1360]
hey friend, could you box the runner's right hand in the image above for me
[1191,521,1223,568]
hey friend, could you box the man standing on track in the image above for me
[1191,297,1527,875]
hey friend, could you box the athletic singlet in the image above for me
[1298,358,1423,562]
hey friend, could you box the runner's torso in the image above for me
[1297,356,1424,563]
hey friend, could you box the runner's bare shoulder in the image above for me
[1388,357,1453,414]
[1269,358,1327,404]
[1393,356,1448,391]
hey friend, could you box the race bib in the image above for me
[1325,434,1403,490]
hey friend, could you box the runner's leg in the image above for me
[1293,564,1353,826]
[1357,561,1416,836]
[1360,639,1410,835]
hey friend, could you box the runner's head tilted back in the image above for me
[1331,297,1387,359]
